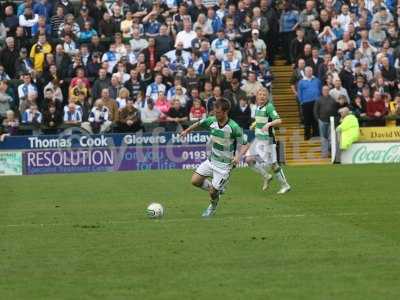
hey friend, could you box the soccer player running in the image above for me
[180,99,248,217]
[245,87,291,194]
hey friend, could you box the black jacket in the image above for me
[0,47,19,78]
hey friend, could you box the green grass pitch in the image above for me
[1,164,400,300]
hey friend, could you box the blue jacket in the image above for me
[297,77,321,104]
[280,10,299,33]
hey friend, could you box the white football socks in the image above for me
[250,162,269,178]
[274,167,288,186]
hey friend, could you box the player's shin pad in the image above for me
[274,166,287,185]
[250,161,269,177]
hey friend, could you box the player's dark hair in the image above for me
[214,98,231,112]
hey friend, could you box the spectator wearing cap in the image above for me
[76,6,95,31]
[297,66,321,140]
[251,29,267,59]
[336,107,359,153]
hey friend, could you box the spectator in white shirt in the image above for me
[221,51,241,75]
[141,99,161,124]
[102,44,121,74]
[63,102,82,125]
[17,73,37,102]
[82,99,112,133]
[165,42,191,64]
[329,78,350,103]
[211,29,229,61]
[175,19,196,49]
[19,6,39,36]
[337,4,351,31]
[146,74,166,101]
[252,29,267,58]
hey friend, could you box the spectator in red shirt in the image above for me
[367,91,387,126]
[190,99,206,121]
[69,67,90,89]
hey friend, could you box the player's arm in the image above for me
[179,121,201,137]
[232,127,249,166]
[261,118,282,132]
[181,116,214,137]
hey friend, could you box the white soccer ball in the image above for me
[146,203,164,219]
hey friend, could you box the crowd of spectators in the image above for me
[0,0,399,141]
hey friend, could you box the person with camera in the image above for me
[29,34,52,72]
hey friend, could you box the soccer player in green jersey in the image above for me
[180,99,248,217]
[245,87,291,194]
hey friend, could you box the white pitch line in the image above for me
[1,211,399,228]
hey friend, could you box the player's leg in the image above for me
[271,162,291,194]
[202,168,230,217]
[246,141,273,190]
[192,160,213,191]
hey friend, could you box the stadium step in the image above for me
[272,60,330,166]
